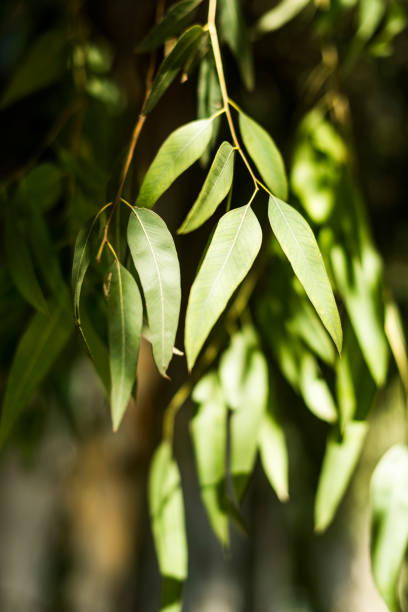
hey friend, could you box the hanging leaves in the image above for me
[138,0,204,52]
[218,0,254,90]
[259,409,289,502]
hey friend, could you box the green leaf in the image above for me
[357,0,386,41]
[259,408,289,502]
[149,441,187,610]
[385,300,408,393]
[288,296,335,365]
[219,329,252,410]
[191,373,229,545]
[314,421,368,532]
[185,204,262,369]
[21,163,64,212]
[144,25,206,114]
[28,209,66,295]
[136,118,214,209]
[0,299,73,447]
[127,208,181,376]
[197,53,222,165]
[138,0,204,52]
[178,142,235,234]
[239,111,288,200]
[268,195,342,352]
[5,212,47,313]
[0,28,67,109]
[254,0,310,34]
[298,352,337,422]
[219,0,254,90]
[72,219,99,324]
[107,263,143,431]
[80,308,110,393]
[371,445,408,612]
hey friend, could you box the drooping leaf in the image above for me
[28,209,67,295]
[127,208,181,376]
[138,0,204,52]
[268,195,342,352]
[371,445,408,612]
[357,0,386,42]
[185,204,262,369]
[107,263,143,431]
[178,142,235,233]
[20,163,64,212]
[0,299,73,447]
[298,352,337,423]
[191,373,229,545]
[80,308,110,393]
[144,25,206,114]
[136,118,213,209]
[149,441,187,611]
[314,421,368,532]
[385,300,408,393]
[72,218,99,323]
[239,111,288,200]
[254,0,310,34]
[218,0,254,90]
[219,329,253,410]
[287,296,335,365]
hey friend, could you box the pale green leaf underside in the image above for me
[138,0,203,52]
[259,410,289,502]
[268,195,342,352]
[127,207,181,376]
[178,142,235,233]
[108,263,143,431]
[185,204,262,369]
[136,118,213,209]
[239,111,288,200]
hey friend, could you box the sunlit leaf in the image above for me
[259,395,289,502]
[268,195,342,352]
[371,444,408,612]
[254,0,310,34]
[178,142,235,233]
[385,300,408,393]
[127,208,181,376]
[219,0,254,90]
[185,204,262,369]
[107,263,143,431]
[299,353,337,423]
[219,329,253,410]
[138,0,204,52]
[239,112,288,200]
[144,25,206,114]
[357,0,385,41]
[287,296,335,365]
[136,118,213,209]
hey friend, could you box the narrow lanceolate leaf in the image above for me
[0,299,73,447]
[185,205,262,369]
[108,263,143,431]
[5,213,47,314]
[136,118,213,209]
[144,25,205,114]
[72,218,98,323]
[371,445,408,612]
[138,0,204,52]
[178,142,235,233]
[268,196,342,352]
[314,421,368,532]
[219,0,254,90]
[149,441,187,611]
[254,0,310,35]
[259,409,289,502]
[127,208,181,376]
[239,112,288,200]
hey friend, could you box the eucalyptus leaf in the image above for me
[185,204,262,369]
[127,207,181,376]
[136,118,213,209]
[107,263,143,431]
[259,408,289,502]
[72,218,99,323]
[219,0,254,90]
[254,0,310,34]
[268,195,342,352]
[21,163,64,212]
[178,142,235,234]
[80,308,110,393]
[138,0,204,52]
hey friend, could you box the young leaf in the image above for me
[144,25,206,114]
[178,142,235,233]
[136,118,213,209]
[127,208,181,376]
[107,263,143,431]
[268,195,342,352]
[138,0,204,52]
[239,112,288,200]
[314,421,368,532]
[371,445,408,612]
[218,0,254,90]
[259,400,289,502]
[254,0,310,35]
[0,299,73,447]
[185,204,262,369]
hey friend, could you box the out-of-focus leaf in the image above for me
[85,76,124,110]
[138,0,204,52]
[385,300,408,393]
[80,309,110,393]
[299,353,337,422]
[127,208,181,376]
[371,444,408,612]
[370,1,407,57]
[185,204,262,370]
[107,263,143,431]
[219,329,254,410]
[268,196,342,352]
[191,373,229,545]
[0,299,73,447]
[219,0,254,90]
[144,25,206,114]
[197,53,222,165]
[288,296,336,365]
[254,0,310,34]
[357,0,386,41]
[72,218,99,324]
[178,142,235,233]
[20,163,64,212]
[149,441,187,611]
[28,209,66,295]
[239,111,288,200]
[315,421,368,532]
[0,28,67,109]
[259,397,289,502]
[136,118,213,209]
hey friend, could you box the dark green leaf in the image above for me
[72,219,99,324]
[219,0,254,90]
[197,53,223,165]
[138,0,204,52]
[21,163,64,212]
